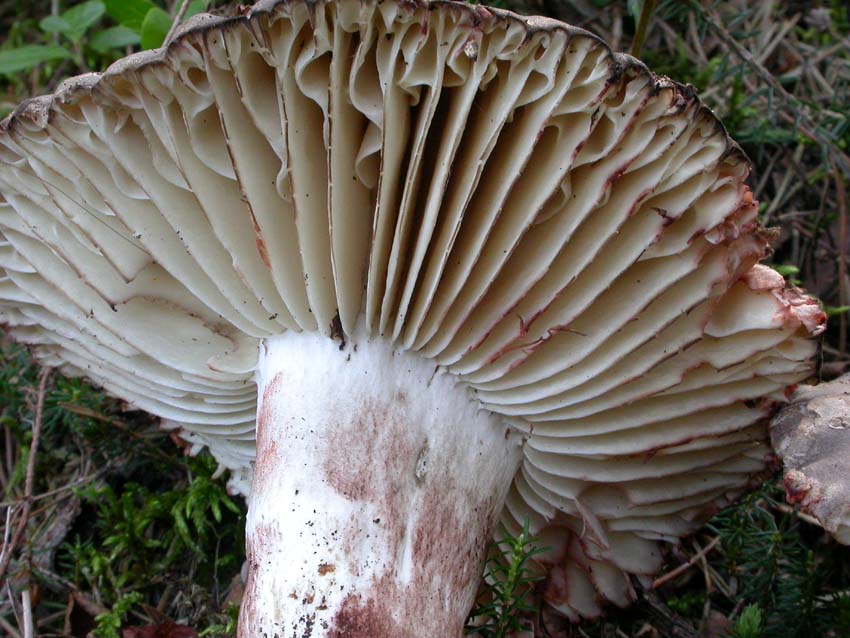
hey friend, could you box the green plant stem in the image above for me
[632,0,660,58]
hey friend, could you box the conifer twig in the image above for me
[836,167,848,356]
[0,368,51,586]
[0,470,107,509]
[21,591,32,638]
[651,536,721,589]
[165,0,193,46]
[0,613,22,638]
[689,0,850,179]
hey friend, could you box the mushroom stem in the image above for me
[241,327,524,637]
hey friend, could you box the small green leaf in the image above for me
[103,0,156,32]
[734,604,763,638]
[62,1,106,39]
[93,592,143,638]
[223,494,240,514]
[185,0,211,20]
[773,264,800,278]
[139,6,172,50]
[90,25,141,53]
[0,45,72,74]
[826,305,850,317]
[39,15,72,35]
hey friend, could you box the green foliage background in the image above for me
[0,1,849,637]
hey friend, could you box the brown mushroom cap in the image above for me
[0,0,825,620]
[772,373,850,545]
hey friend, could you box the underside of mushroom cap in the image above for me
[0,0,826,621]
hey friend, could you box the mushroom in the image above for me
[772,373,850,545]
[0,0,826,635]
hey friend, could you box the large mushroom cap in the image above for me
[0,0,825,621]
